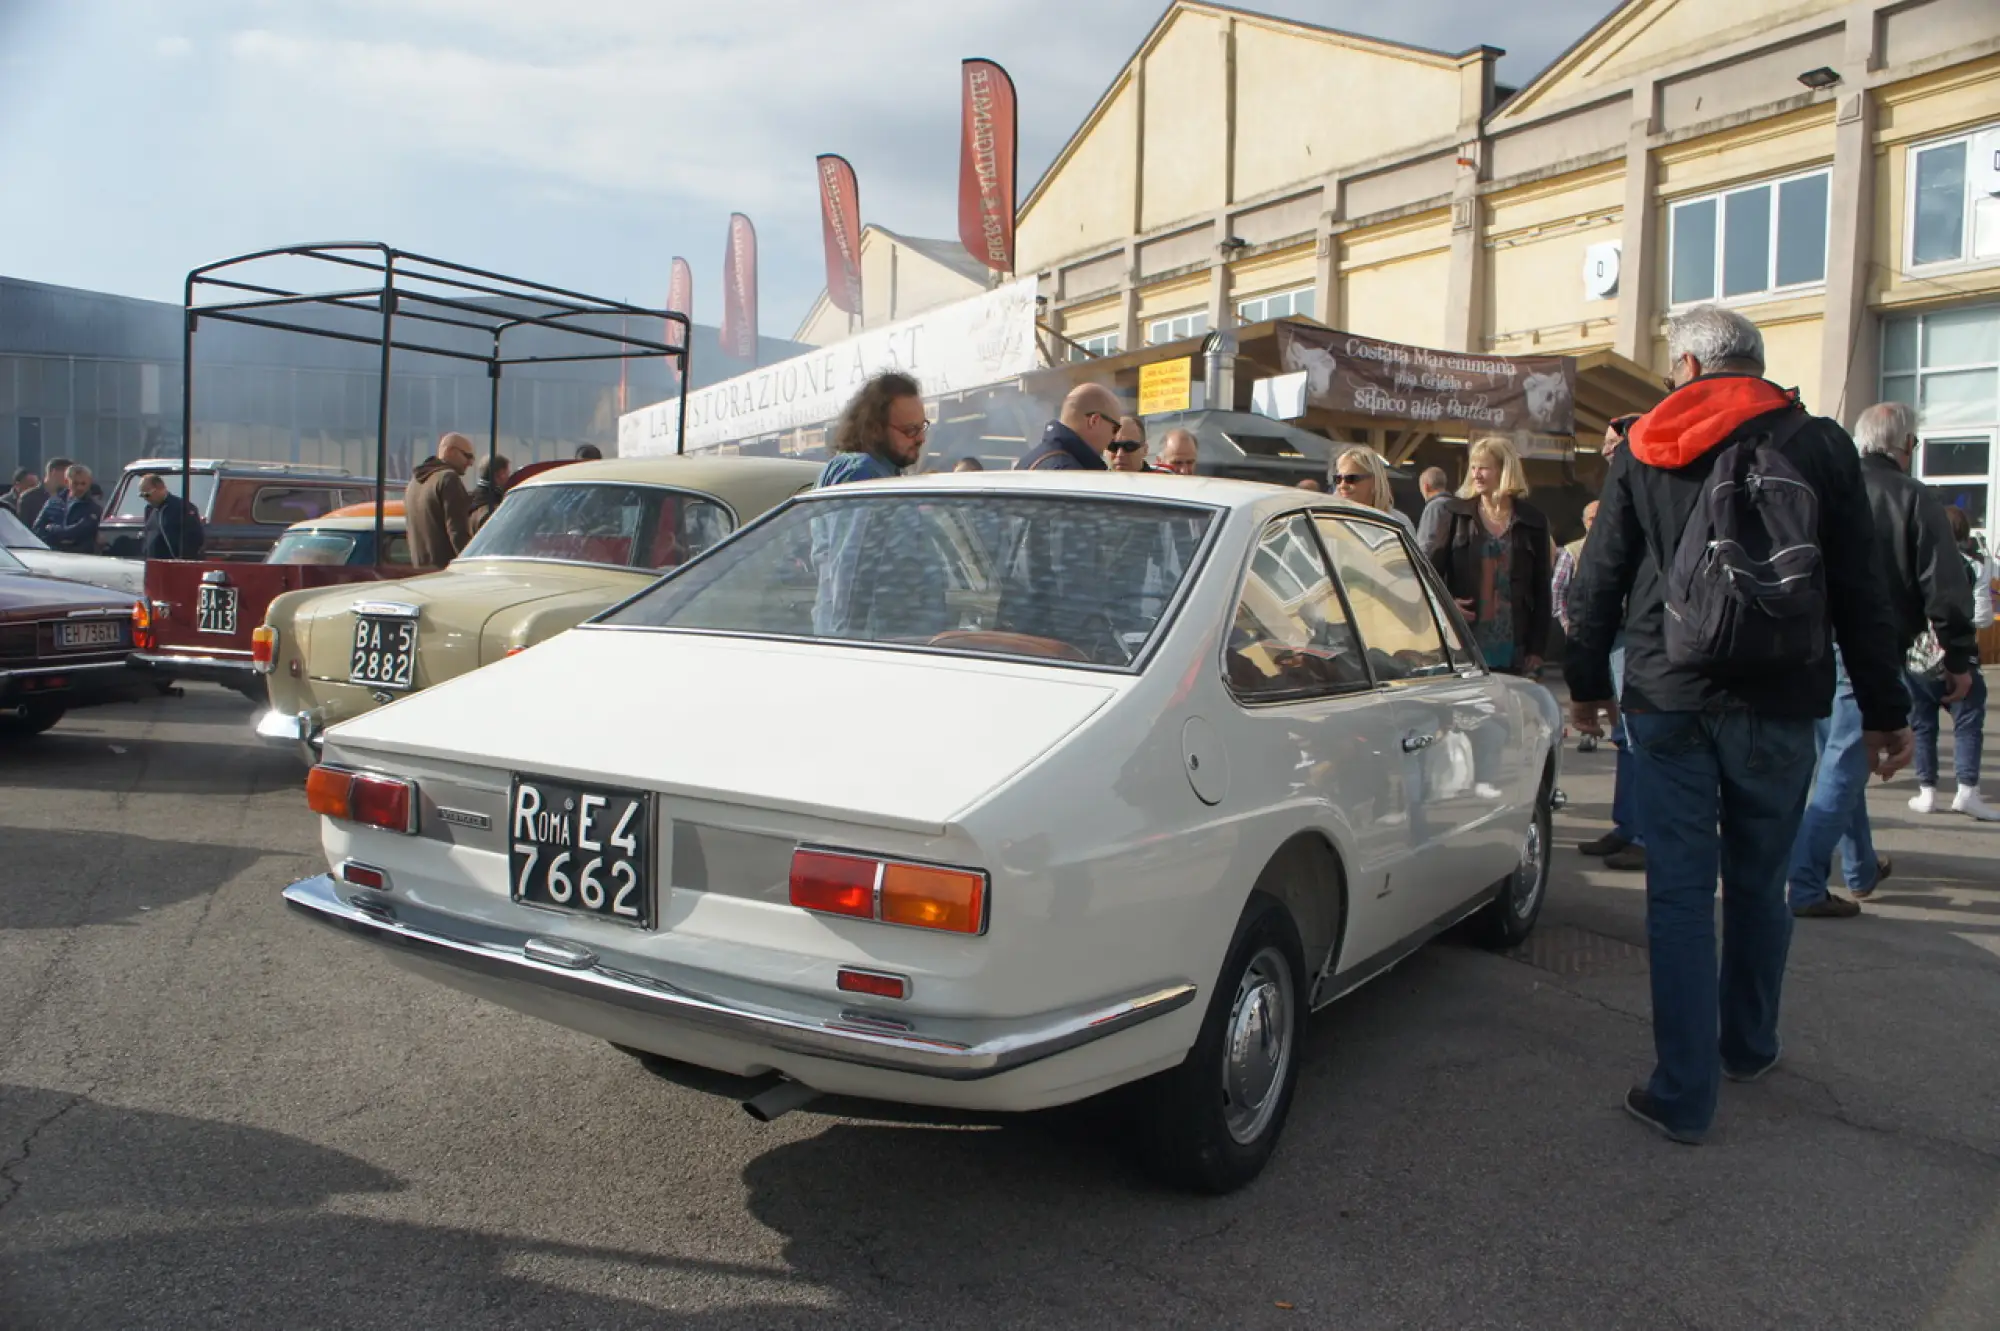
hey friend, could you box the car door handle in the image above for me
[1401,732,1435,752]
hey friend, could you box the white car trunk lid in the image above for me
[322,628,1120,831]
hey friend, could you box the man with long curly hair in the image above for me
[817,371,928,488]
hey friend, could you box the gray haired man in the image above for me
[1565,304,1908,1146]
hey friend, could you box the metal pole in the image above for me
[181,273,196,534]
[675,325,690,457]
[374,256,396,559]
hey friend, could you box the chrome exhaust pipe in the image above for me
[741,1075,820,1123]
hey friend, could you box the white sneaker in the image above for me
[1473,782,1503,801]
[1909,786,1938,814]
[1950,786,2000,822]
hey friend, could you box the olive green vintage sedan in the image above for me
[253,455,820,755]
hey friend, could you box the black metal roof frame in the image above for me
[179,242,693,553]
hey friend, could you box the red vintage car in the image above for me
[0,546,159,737]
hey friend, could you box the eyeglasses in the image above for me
[1331,473,1370,486]
[891,419,931,441]
[1108,439,1146,453]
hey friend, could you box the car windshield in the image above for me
[0,509,45,549]
[459,483,735,570]
[110,473,216,521]
[267,530,359,566]
[600,492,1216,669]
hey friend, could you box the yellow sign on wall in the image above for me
[1138,358,1193,415]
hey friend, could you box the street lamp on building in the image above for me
[1797,66,1841,89]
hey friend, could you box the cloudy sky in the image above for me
[0,0,1613,339]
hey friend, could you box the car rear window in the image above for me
[110,473,216,522]
[251,486,353,526]
[458,483,734,570]
[266,531,360,566]
[599,492,1216,670]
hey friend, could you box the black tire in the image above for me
[0,704,65,738]
[1472,780,1552,950]
[1136,892,1307,1194]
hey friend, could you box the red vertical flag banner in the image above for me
[719,213,759,363]
[665,256,693,389]
[958,58,1018,274]
[816,154,864,317]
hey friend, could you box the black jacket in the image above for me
[1016,421,1108,472]
[143,494,206,560]
[1565,374,1907,732]
[32,493,103,553]
[1427,496,1553,666]
[1859,451,1977,675]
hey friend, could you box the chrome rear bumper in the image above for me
[255,708,320,751]
[282,873,1196,1081]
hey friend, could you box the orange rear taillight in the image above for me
[306,765,417,834]
[131,601,155,651]
[789,848,987,935]
[880,862,986,934]
[251,625,277,672]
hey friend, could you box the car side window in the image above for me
[1314,516,1454,682]
[252,486,344,526]
[1225,514,1369,702]
[384,535,412,566]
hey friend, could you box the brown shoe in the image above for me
[1579,831,1631,857]
[1852,857,1892,902]
[1604,845,1646,871]
[1792,896,1861,919]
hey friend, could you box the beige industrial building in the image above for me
[785,0,1999,528]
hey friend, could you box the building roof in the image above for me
[871,230,990,285]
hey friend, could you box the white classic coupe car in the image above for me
[284,471,1561,1193]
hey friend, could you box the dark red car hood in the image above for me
[0,571,134,621]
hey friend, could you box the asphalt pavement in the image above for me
[2,684,1996,1330]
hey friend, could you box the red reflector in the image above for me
[837,969,909,1000]
[350,774,415,833]
[340,862,387,890]
[789,849,876,919]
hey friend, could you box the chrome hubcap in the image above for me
[1513,808,1548,920]
[1221,946,1294,1145]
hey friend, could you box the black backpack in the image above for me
[1662,409,1824,673]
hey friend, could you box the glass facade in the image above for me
[1882,303,2000,535]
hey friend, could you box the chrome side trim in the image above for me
[133,651,254,672]
[282,873,1196,1081]
[351,600,420,618]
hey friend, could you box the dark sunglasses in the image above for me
[1108,439,1146,453]
[1331,472,1371,485]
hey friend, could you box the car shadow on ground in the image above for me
[0,730,300,798]
[0,827,274,931]
[0,1086,805,1331]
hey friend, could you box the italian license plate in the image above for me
[349,614,416,690]
[196,584,238,635]
[509,776,655,928]
[57,619,126,650]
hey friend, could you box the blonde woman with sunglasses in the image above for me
[1329,448,1415,538]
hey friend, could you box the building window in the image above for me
[1908,125,2000,270]
[1882,306,2000,534]
[1668,168,1831,305]
[1067,331,1121,363]
[1145,311,1209,346]
[1238,287,1317,324]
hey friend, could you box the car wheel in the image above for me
[1472,781,1552,950]
[0,703,65,737]
[1136,892,1307,1194]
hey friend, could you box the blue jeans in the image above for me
[1906,667,1987,788]
[1610,640,1643,846]
[1785,653,1878,905]
[1625,709,1818,1137]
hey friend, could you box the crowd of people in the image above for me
[807,303,1995,1150]
[1,457,204,559]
